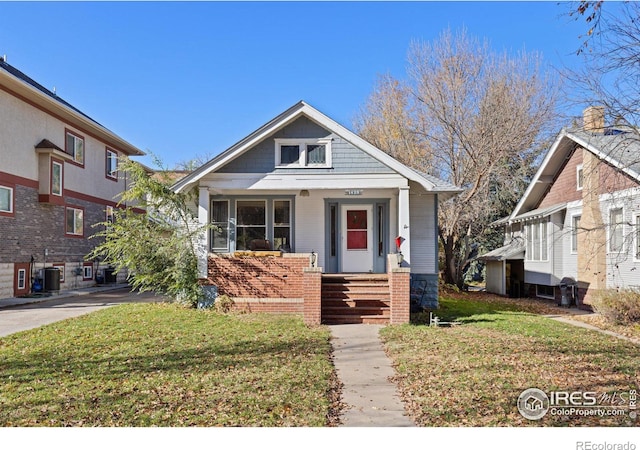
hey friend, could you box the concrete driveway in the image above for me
[0,288,162,337]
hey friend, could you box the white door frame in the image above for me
[340,204,374,273]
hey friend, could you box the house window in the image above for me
[636,215,640,260]
[17,269,26,290]
[106,205,114,224]
[0,185,13,214]
[275,138,331,167]
[211,200,230,251]
[536,285,555,299]
[306,144,326,165]
[65,130,84,165]
[571,215,581,253]
[236,200,266,251]
[609,207,624,253]
[280,145,300,165]
[83,262,93,281]
[52,160,63,196]
[525,218,549,261]
[65,206,84,237]
[273,200,291,250]
[106,148,118,179]
[576,164,584,190]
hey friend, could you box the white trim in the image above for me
[0,185,13,213]
[17,268,26,290]
[634,213,640,262]
[571,214,581,254]
[607,205,625,254]
[274,138,332,168]
[210,199,230,252]
[576,164,583,191]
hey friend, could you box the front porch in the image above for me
[201,253,410,325]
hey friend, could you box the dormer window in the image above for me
[275,138,331,168]
[65,129,84,166]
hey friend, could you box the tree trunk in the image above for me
[442,235,459,286]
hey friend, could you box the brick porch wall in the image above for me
[204,253,315,317]
[387,254,410,324]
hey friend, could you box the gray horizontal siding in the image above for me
[218,116,394,174]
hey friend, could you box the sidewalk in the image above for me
[0,283,130,309]
[329,324,414,427]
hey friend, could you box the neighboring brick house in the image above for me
[481,106,640,307]
[0,58,144,299]
[173,101,461,324]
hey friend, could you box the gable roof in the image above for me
[509,125,640,220]
[0,58,144,156]
[172,101,462,199]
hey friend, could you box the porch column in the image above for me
[397,186,411,267]
[197,186,209,279]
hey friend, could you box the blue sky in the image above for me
[1,1,595,168]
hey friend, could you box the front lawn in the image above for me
[0,303,336,426]
[381,292,640,426]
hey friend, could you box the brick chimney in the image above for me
[583,106,605,132]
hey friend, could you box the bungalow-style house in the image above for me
[173,101,461,324]
[0,57,144,299]
[481,106,640,307]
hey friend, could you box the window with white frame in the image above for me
[17,268,26,290]
[576,164,584,190]
[106,148,118,179]
[636,215,640,260]
[211,200,230,251]
[525,218,549,261]
[52,160,63,196]
[65,130,84,165]
[236,200,267,251]
[273,200,291,250]
[83,263,93,281]
[609,207,624,253]
[571,215,581,253]
[275,138,331,167]
[66,206,84,236]
[53,264,65,283]
[0,185,13,213]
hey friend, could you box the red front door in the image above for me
[14,263,30,297]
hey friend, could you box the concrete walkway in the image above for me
[546,314,640,346]
[329,324,414,427]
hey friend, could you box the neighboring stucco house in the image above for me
[173,101,461,324]
[481,106,640,307]
[0,58,144,299]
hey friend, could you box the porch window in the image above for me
[609,207,624,253]
[525,218,549,261]
[236,200,266,251]
[273,200,291,251]
[211,200,230,251]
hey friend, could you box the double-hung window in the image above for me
[65,130,84,165]
[275,138,331,167]
[65,206,84,237]
[609,207,624,253]
[0,185,13,215]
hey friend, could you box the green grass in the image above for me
[0,303,334,426]
[381,293,640,427]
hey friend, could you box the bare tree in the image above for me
[355,29,559,288]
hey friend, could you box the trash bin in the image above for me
[44,267,60,292]
[559,277,576,307]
